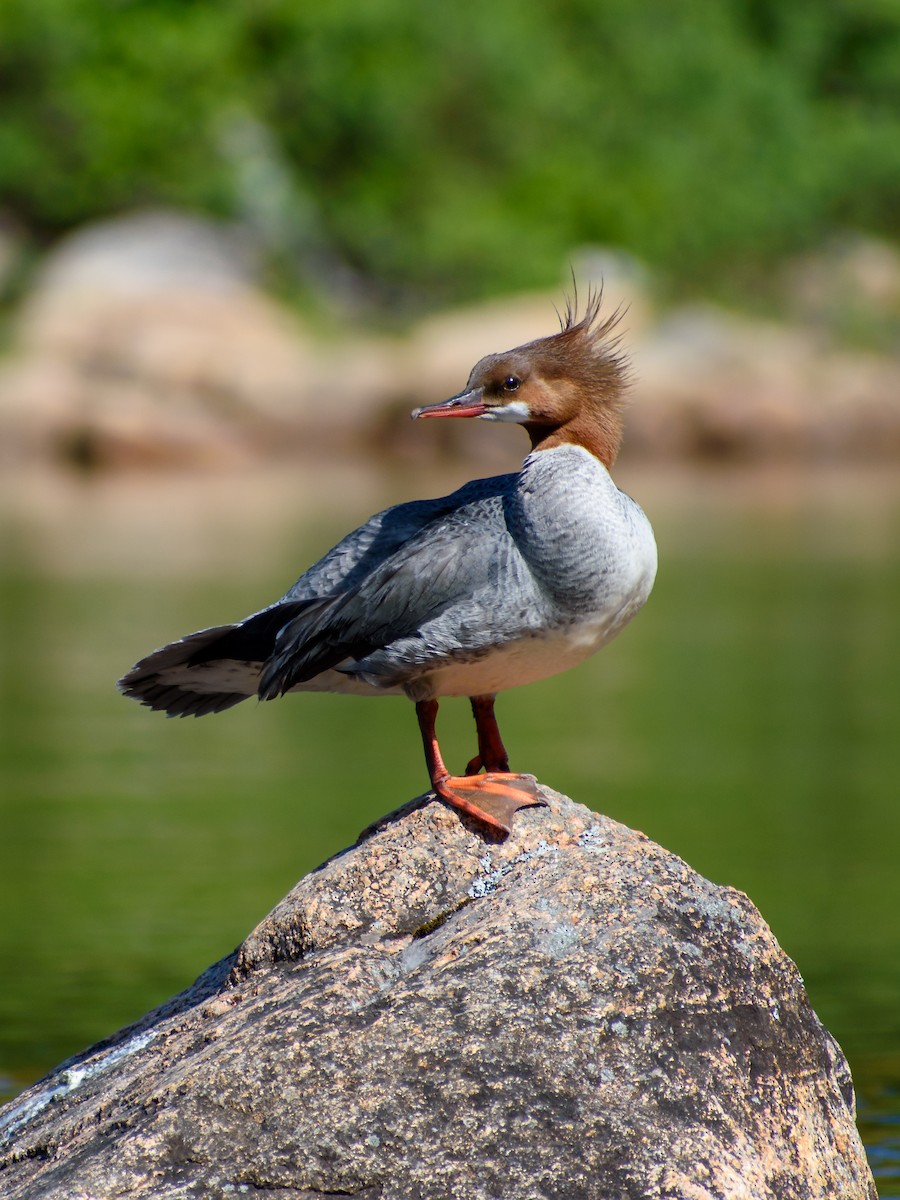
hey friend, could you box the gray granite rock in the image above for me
[0,788,876,1200]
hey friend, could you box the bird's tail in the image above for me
[117,603,311,718]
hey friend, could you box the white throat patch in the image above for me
[479,399,531,423]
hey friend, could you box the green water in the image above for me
[1,464,899,1183]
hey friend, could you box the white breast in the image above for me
[411,446,657,701]
[417,581,653,701]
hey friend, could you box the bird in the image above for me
[118,293,658,837]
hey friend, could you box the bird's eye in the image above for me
[503,376,521,392]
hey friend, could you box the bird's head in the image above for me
[413,293,629,467]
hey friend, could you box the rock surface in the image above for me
[0,788,875,1200]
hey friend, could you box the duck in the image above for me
[118,293,658,837]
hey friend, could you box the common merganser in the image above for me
[118,295,657,836]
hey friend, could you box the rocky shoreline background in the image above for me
[1,210,898,476]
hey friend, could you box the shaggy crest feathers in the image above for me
[547,287,630,395]
[497,288,631,414]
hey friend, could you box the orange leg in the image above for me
[465,694,510,775]
[415,698,543,836]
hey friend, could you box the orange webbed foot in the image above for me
[432,772,545,836]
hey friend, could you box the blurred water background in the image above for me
[1,2,899,1189]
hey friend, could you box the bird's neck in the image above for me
[526,411,622,469]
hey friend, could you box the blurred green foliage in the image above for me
[1,0,899,304]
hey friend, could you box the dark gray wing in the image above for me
[279,473,516,601]
[259,489,545,697]
[119,473,519,715]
